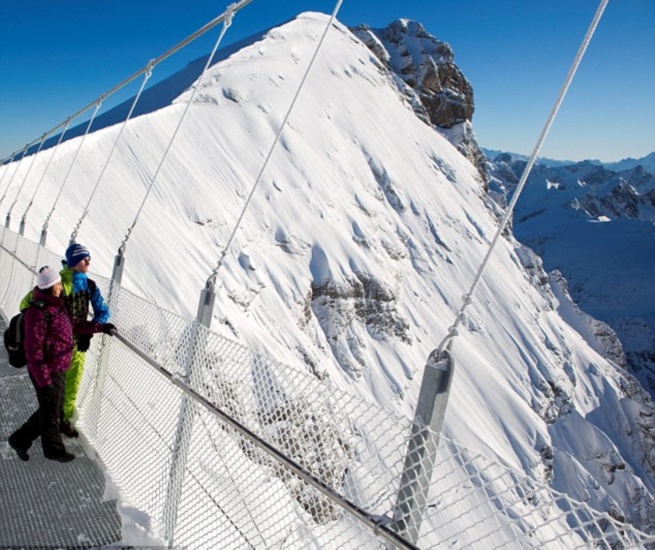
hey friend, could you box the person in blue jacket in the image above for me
[22,243,111,437]
[60,243,110,436]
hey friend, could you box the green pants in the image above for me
[63,349,86,422]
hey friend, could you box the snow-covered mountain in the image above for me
[604,152,655,174]
[3,12,654,537]
[487,154,655,399]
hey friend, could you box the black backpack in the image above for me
[3,300,50,368]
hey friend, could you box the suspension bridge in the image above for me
[1,0,654,548]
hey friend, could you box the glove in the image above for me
[102,323,117,335]
[77,334,92,352]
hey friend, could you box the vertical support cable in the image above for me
[118,6,237,258]
[434,0,610,356]
[70,63,154,244]
[0,154,16,192]
[204,0,344,289]
[394,2,610,543]
[0,147,28,215]
[6,134,47,231]
[40,100,103,247]
[20,119,71,237]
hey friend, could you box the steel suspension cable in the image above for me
[70,64,154,244]
[42,100,103,238]
[118,4,240,254]
[434,0,609,356]
[204,0,344,288]
[20,119,72,233]
[5,134,48,226]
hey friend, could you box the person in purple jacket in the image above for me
[7,266,114,463]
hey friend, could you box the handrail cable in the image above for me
[434,0,609,357]
[118,2,243,253]
[0,0,256,167]
[5,134,48,223]
[41,101,102,236]
[70,63,154,244]
[205,2,344,289]
[0,147,28,210]
[20,119,72,230]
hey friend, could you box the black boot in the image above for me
[8,434,30,461]
[44,450,75,463]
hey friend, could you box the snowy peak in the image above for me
[351,19,485,180]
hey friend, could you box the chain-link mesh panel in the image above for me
[0,230,38,316]
[417,436,655,549]
[73,273,115,444]
[1,230,654,549]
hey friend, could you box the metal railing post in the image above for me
[39,226,48,247]
[111,246,126,287]
[163,279,215,545]
[392,347,454,544]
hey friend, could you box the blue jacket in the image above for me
[60,264,110,324]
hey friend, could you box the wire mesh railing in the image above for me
[1,227,654,549]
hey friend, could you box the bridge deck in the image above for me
[0,315,121,548]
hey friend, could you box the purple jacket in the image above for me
[24,287,103,388]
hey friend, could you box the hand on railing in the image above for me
[102,323,117,336]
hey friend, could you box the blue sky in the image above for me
[1,0,653,163]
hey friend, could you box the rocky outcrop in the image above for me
[580,180,641,219]
[309,273,411,379]
[351,20,486,181]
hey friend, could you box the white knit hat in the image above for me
[37,266,61,290]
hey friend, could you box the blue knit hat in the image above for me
[65,243,90,267]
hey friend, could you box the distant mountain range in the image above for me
[485,151,655,399]
[482,148,655,174]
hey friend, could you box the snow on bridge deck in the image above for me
[0,312,121,547]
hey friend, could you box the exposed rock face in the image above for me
[351,19,486,181]
[581,180,641,219]
[309,273,411,379]
[549,269,627,369]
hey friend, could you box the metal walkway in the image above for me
[0,315,121,548]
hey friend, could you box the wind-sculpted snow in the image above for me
[5,12,654,537]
